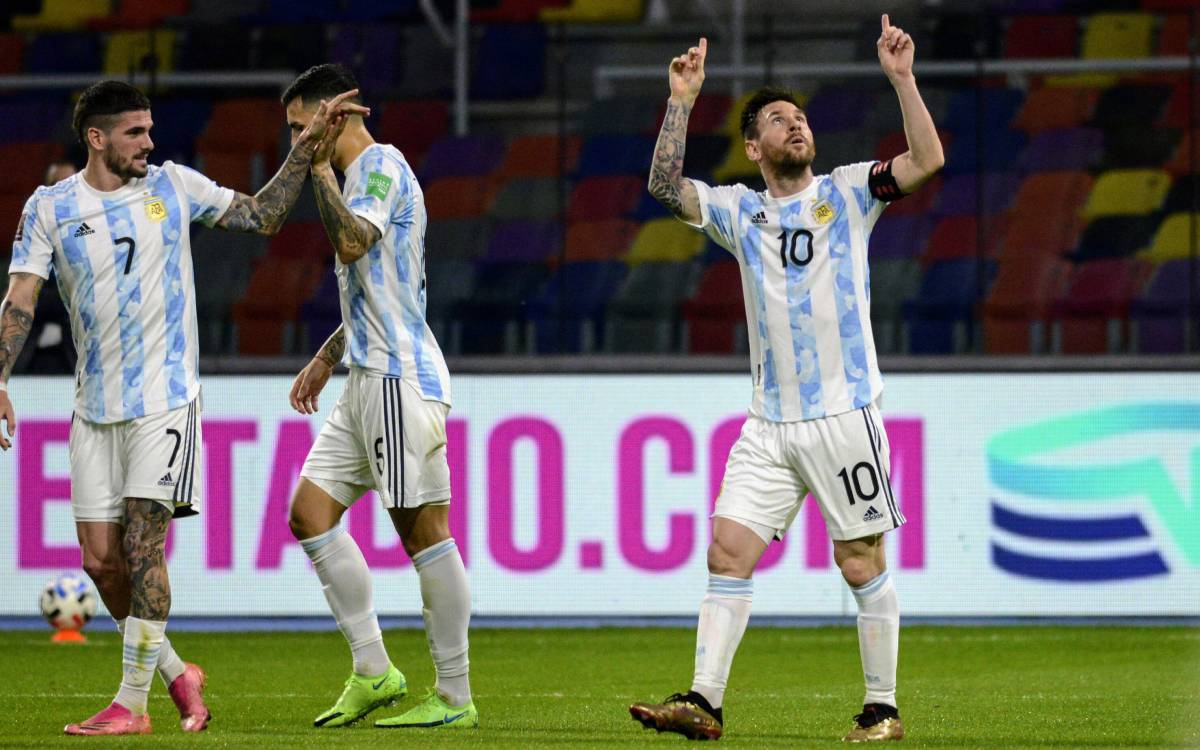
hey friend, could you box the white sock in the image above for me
[412,538,472,707]
[115,617,186,687]
[114,617,165,715]
[691,574,753,710]
[300,525,391,677]
[851,571,900,708]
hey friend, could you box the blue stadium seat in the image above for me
[473,24,546,99]
[25,32,100,72]
[526,261,628,353]
[575,134,655,177]
[942,130,1027,175]
[456,262,549,354]
[903,259,995,354]
[941,88,1025,135]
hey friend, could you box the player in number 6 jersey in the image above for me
[0,80,365,736]
[629,16,943,743]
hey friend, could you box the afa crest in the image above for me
[144,197,167,222]
[811,200,835,225]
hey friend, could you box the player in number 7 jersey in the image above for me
[629,15,943,743]
[0,80,366,736]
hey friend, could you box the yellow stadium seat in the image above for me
[104,30,174,76]
[1141,213,1200,264]
[1048,13,1154,87]
[711,136,760,184]
[12,0,111,31]
[624,218,705,265]
[1082,169,1171,219]
[541,0,643,22]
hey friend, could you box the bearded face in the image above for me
[747,101,815,178]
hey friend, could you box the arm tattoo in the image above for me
[648,99,693,216]
[311,166,380,263]
[315,325,345,368]
[217,140,317,234]
[123,499,173,621]
[0,276,43,382]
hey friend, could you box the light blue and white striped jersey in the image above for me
[687,162,888,422]
[10,163,233,423]
[338,143,450,405]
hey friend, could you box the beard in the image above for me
[772,145,814,178]
[102,143,149,181]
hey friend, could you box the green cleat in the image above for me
[374,688,478,729]
[313,666,407,728]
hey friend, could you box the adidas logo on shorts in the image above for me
[862,505,883,522]
[750,210,768,225]
[73,222,95,238]
[157,472,175,487]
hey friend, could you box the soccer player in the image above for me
[629,16,943,743]
[0,80,364,735]
[280,64,475,730]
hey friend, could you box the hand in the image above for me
[297,89,370,153]
[313,111,348,167]
[0,390,15,451]
[877,14,915,83]
[668,37,706,105]
[289,358,333,415]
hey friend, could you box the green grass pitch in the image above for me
[0,626,1195,748]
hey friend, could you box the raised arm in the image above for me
[309,115,380,265]
[877,14,944,194]
[648,37,707,225]
[0,272,44,449]
[217,90,370,235]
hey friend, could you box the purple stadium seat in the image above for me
[1131,259,1199,353]
[870,216,931,260]
[329,25,403,94]
[1019,128,1104,172]
[481,221,561,264]
[804,88,876,132]
[419,135,506,181]
[933,173,1021,217]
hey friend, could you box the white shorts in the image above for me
[714,403,905,543]
[70,399,202,523]
[301,369,451,509]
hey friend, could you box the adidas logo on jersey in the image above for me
[862,505,883,522]
[73,223,95,238]
[750,211,768,225]
[157,472,175,487]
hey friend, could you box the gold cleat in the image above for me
[630,691,723,741]
[842,704,904,743]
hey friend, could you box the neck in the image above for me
[81,159,130,192]
[761,163,814,199]
[332,122,376,172]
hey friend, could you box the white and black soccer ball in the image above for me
[39,573,97,631]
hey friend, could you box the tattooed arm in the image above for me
[311,163,381,265]
[0,272,44,450]
[650,38,707,224]
[289,325,344,415]
[216,89,371,235]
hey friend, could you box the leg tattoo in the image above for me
[124,500,172,621]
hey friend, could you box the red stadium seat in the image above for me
[0,142,61,194]
[564,219,639,263]
[1012,87,1099,133]
[423,176,495,220]
[233,258,324,355]
[375,99,449,171]
[1157,14,1189,55]
[472,0,567,22]
[921,216,985,265]
[1003,15,1079,59]
[994,171,1093,260]
[651,94,733,136]
[567,176,643,222]
[0,33,22,75]
[265,222,329,264]
[496,134,581,178]
[982,255,1071,353]
[682,261,745,353]
[1049,258,1152,354]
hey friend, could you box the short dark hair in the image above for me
[72,80,152,145]
[282,63,361,108]
[740,87,803,139]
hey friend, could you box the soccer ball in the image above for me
[39,573,97,631]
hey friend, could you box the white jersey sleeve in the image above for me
[829,161,887,236]
[683,178,751,257]
[164,162,235,227]
[9,193,53,280]
[345,154,409,237]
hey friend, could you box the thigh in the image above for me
[713,416,808,539]
[794,404,905,542]
[123,400,202,518]
[369,378,452,510]
[70,417,123,523]
[300,380,374,508]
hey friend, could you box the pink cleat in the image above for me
[167,663,211,732]
[63,702,151,736]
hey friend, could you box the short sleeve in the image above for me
[9,194,53,280]
[831,161,886,231]
[167,162,235,227]
[683,178,747,255]
[345,155,409,237]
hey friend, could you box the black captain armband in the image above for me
[868,159,904,202]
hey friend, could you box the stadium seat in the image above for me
[488,177,561,221]
[232,259,324,355]
[942,89,1025,135]
[496,135,581,178]
[580,96,663,135]
[103,30,174,76]
[1090,83,1173,130]
[982,255,1070,353]
[803,88,876,133]
[567,176,643,221]
[192,228,264,354]
[875,129,952,163]
[1081,12,1155,59]
[423,176,494,220]
[868,88,950,136]
[455,263,549,354]
[1130,259,1198,353]
[680,135,736,181]
[245,0,344,23]
[605,261,698,353]
[472,0,567,23]
[1002,14,1078,58]
[942,130,1027,175]
[89,0,188,29]
[903,259,995,354]
[1164,130,1194,178]
[256,25,328,75]
[480,220,560,264]
[183,0,258,24]
[1140,213,1199,265]
[994,172,1092,259]
[1050,258,1151,354]
[375,100,449,170]
[265,222,330,265]
[1100,126,1180,170]
[425,259,477,350]
[12,0,111,30]
[1162,175,1200,215]
[474,25,546,99]
[1160,81,1197,130]
[327,24,403,94]
[711,138,758,183]
[1157,14,1190,56]
[870,258,923,354]
[419,135,506,181]
[425,218,491,262]
[0,142,61,195]
[1018,127,1104,172]
[1082,169,1171,219]
[575,134,655,178]
[682,261,746,354]
[177,25,253,72]
[1011,86,1099,133]
[339,0,420,22]
[145,97,211,164]
[878,175,942,218]
[395,25,453,97]
[812,132,877,177]
[0,34,23,75]
[195,98,280,154]
[564,219,640,263]
[526,261,628,353]
[298,269,342,354]
[933,173,1020,217]
[921,216,986,265]
[869,216,931,260]
[1071,216,1158,262]
[540,0,643,22]
[624,218,706,265]
[25,32,101,72]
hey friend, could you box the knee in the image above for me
[82,556,123,589]
[706,540,745,577]
[839,556,882,588]
[288,507,316,541]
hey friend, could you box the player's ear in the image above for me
[744,138,760,163]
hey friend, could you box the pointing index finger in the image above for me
[699,37,708,60]
[881,13,891,31]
